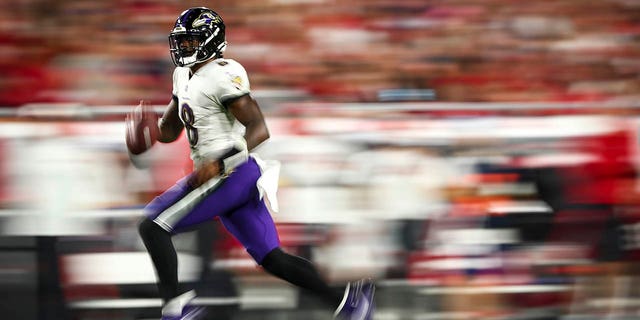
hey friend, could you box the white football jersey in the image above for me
[171,58,250,168]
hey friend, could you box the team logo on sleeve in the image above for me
[227,73,243,90]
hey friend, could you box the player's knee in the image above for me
[261,247,285,269]
[138,218,164,239]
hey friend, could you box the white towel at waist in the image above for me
[251,153,281,213]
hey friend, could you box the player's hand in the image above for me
[188,160,222,188]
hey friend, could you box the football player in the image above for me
[134,7,375,320]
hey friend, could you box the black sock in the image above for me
[138,218,179,303]
[260,247,343,308]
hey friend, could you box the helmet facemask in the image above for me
[169,32,204,67]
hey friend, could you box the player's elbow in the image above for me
[254,130,270,148]
[258,125,270,145]
[260,127,270,143]
[247,124,270,150]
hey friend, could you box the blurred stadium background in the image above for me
[1,0,640,319]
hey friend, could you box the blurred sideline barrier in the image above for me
[3,99,640,118]
[0,102,637,230]
[1,101,640,319]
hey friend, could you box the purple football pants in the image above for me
[144,157,280,263]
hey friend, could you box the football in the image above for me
[125,101,159,155]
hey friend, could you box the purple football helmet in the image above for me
[169,7,227,67]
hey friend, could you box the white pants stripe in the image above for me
[153,176,224,232]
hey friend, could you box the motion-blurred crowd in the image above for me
[1,0,639,106]
[1,1,640,320]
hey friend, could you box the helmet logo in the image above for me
[192,12,220,28]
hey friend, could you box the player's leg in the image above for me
[140,219,206,319]
[218,198,338,304]
[261,247,343,307]
[220,200,376,319]
[139,176,192,303]
[139,158,264,316]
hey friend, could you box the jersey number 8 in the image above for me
[180,103,198,146]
